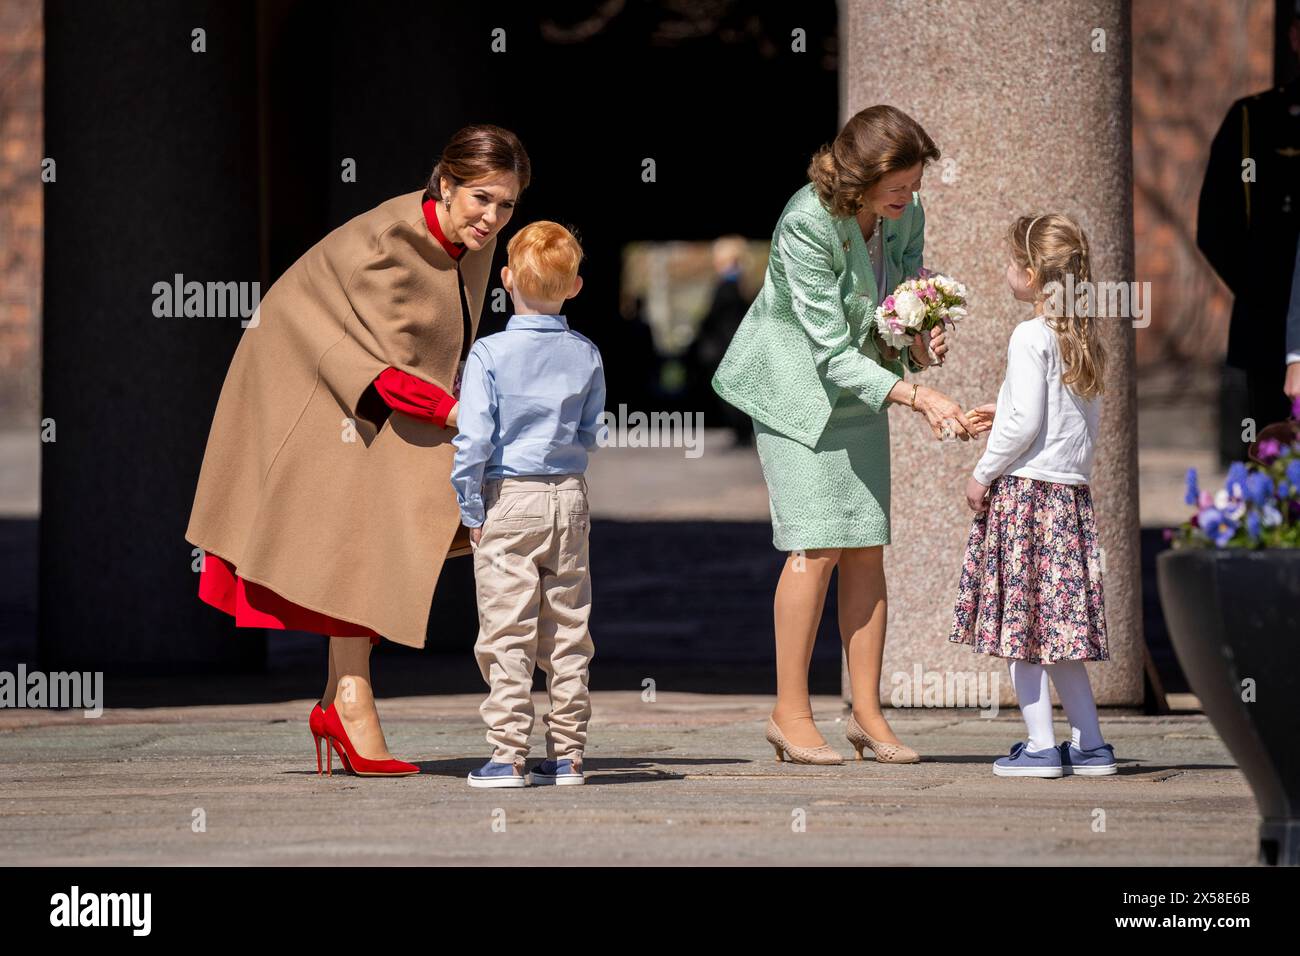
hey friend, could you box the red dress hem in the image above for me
[198,551,381,644]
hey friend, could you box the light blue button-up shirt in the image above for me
[451,314,607,527]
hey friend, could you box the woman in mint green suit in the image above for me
[712,105,981,765]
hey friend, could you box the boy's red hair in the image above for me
[507,221,583,303]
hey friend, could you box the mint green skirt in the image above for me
[753,397,892,550]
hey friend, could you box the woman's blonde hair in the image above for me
[807,105,940,219]
[1008,213,1106,400]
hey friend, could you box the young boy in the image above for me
[451,221,606,788]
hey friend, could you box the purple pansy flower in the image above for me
[1184,468,1199,506]
[1198,507,1238,547]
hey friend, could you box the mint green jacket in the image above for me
[712,182,926,448]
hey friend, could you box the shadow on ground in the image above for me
[1,518,1186,708]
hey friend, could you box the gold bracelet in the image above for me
[909,383,919,410]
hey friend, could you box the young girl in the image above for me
[950,213,1115,778]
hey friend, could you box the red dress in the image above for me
[198,196,468,640]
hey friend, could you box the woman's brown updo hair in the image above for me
[807,105,940,219]
[428,124,532,200]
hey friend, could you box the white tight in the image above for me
[1007,659,1104,753]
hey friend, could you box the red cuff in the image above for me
[431,389,457,426]
[373,367,456,428]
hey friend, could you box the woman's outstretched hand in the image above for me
[890,382,975,441]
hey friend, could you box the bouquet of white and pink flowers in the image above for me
[872,268,969,353]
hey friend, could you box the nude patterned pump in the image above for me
[846,713,920,764]
[766,718,844,765]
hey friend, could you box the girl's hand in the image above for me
[966,403,996,435]
[469,526,482,549]
[965,476,990,513]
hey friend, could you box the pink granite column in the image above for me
[841,0,1143,706]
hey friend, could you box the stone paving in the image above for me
[0,692,1257,866]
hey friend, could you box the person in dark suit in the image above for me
[1287,233,1300,405]
[1197,8,1300,436]
[688,236,755,446]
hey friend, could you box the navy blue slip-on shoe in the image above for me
[992,741,1064,778]
[1060,741,1117,776]
[467,759,528,788]
[528,758,585,786]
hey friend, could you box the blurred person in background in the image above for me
[688,236,755,445]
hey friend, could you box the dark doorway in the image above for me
[38,0,839,694]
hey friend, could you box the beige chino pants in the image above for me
[472,473,594,765]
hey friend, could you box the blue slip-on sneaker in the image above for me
[528,758,585,786]
[992,741,1064,778]
[467,759,528,788]
[1060,741,1117,776]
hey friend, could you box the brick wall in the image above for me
[1131,0,1274,369]
[0,0,41,428]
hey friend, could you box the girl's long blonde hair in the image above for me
[1008,213,1106,400]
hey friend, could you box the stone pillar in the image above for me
[40,2,266,671]
[841,0,1143,706]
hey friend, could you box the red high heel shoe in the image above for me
[319,702,418,777]
[309,703,327,774]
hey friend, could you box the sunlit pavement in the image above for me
[0,692,1254,866]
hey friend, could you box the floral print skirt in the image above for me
[949,474,1108,663]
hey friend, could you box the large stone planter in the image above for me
[1156,549,1300,865]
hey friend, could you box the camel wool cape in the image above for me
[186,189,496,648]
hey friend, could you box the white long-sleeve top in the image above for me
[972,316,1100,488]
